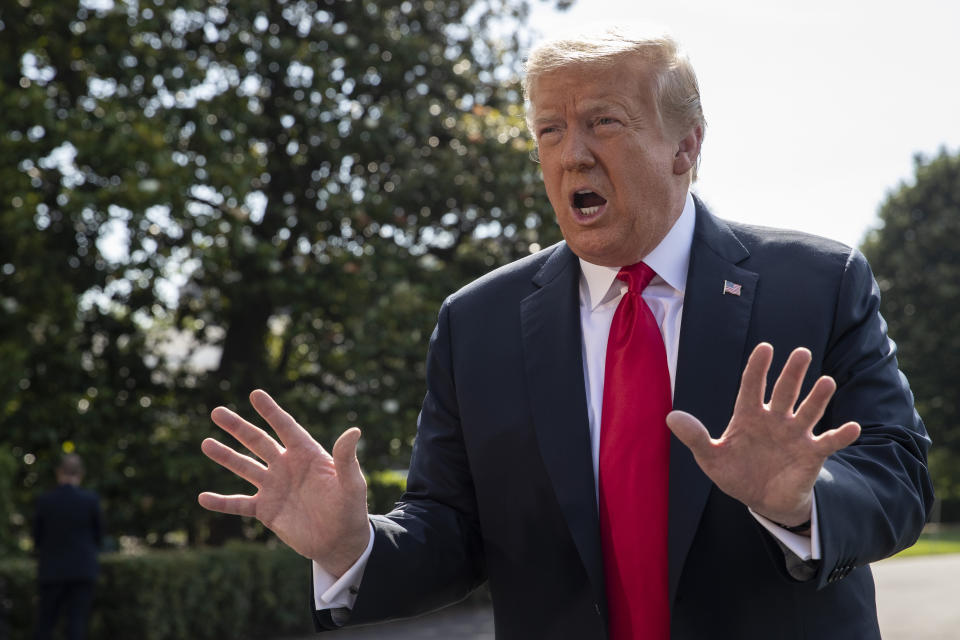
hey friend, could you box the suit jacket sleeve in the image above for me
[812,248,933,588]
[314,298,486,630]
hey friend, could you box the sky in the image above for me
[525,0,960,248]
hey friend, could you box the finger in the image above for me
[332,427,365,491]
[793,375,838,428]
[211,406,284,464]
[249,389,315,450]
[813,421,861,456]
[201,438,267,488]
[666,410,716,461]
[768,347,812,415]
[197,492,258,518]
[734,343,774,413]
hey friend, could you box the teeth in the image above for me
[579,206,600,216]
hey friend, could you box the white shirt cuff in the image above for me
[312,522,375,611]
[749,492,821,561]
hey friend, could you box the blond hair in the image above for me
[523,26,706,178]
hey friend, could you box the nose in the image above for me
[559,127,595,172]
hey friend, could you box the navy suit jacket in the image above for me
[33,484,103,583]
[318,200,933,639]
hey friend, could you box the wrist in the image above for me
[755,492,814,531]
[320,521,372,578]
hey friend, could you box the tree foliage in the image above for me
[0,0,565,553]
[861,148,960,507]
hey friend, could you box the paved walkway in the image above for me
[300,553,960,639]
[328,602,494,639]
[873,553,960,640]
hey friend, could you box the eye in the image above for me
[537,125,561,140]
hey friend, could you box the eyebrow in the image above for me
[532,97,633,124]
[579,99,631,117]
[532,114,560,128]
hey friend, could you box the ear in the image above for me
[672,124,703,176]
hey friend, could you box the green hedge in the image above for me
[0,544,313,640]
[0,470,409,638]
[0,558,32,640]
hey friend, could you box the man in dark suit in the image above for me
[33,454,102,640]
[198,27,933,639]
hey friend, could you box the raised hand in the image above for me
[666,343,861,530]
[198,389,371,576]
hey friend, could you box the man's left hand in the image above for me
[666,342,861,530]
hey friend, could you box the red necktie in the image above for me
[599,262,672,640]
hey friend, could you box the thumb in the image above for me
[666,410,714,459]
[332,427,365,490]
[815,421,861,456]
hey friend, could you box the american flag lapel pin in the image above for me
[722,280,742,296]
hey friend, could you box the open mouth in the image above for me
[572,190,607,216]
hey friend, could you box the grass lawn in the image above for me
[893,526,960,558]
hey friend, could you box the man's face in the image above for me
[530,57,696,267]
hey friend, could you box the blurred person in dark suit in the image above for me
[33,453,102,640]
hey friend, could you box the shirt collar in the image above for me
[579,190,696,310]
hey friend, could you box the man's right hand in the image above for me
[198,389,371,577]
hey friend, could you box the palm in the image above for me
[667,343,861,526]
[198,390,370,576]
[255,444,336,549]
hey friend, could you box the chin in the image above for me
[568,243,622,267]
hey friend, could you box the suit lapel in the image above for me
[520,207,759,615]
[668,198,758,605]
[520,243,608,616]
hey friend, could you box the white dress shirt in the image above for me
[313,191,818,613]
[578,192,819,562]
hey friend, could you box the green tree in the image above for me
[0,0,166,554]
[0,0,566,552]
[861,148,960,515]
